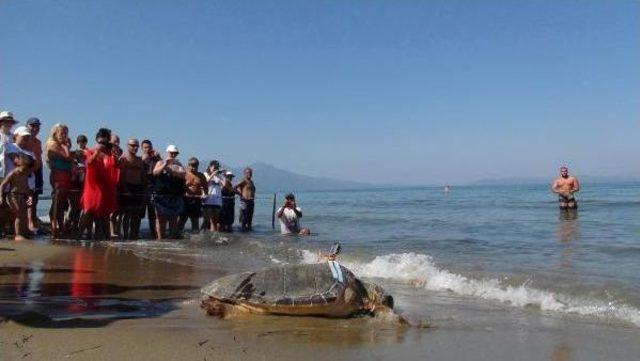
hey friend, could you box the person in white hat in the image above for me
[219,170,236,232]
[151,144,186,239]
[4,126,37,190]
[0,111,18,145]
[0,111,19,181]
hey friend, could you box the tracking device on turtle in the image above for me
[329,242,341,257]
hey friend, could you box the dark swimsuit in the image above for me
[153,171,185,217]
[221,187,235,226]
[558,193,577,209]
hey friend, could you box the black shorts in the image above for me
[120,184,146,209]
[239,198,254,224]
[558,194,578,209]
[203,204,221,216]
[182,197,203,218]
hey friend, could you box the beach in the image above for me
[2,185,640,361]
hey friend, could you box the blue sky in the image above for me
[1,1,639,185]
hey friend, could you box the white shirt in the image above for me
[203,173,223,206]
[278,206,302,234]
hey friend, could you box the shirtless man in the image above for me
[178,157,207,233]
[119,139,147,239]
[551,166,580,210]
[26,117,43,232]
[234,167,256,231]
[109,133,124,237]
[66,135,87,234]
[141,139,162,238]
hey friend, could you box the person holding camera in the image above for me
[276,193,310,235]
[79,128,120,239]
[141,139,162,238]
[152,144,186,239]
[45,123,73,239]
[202,160,223,232]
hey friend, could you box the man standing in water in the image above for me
[235,167,255,231]
[152,145,186,239]
[141,140,161,238]
[26,118,43,232]
[179,157,207,233]
[552,166,580,210]
[119,139,147,239]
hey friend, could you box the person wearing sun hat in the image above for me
[152,144,186,239]
[220,170,236,232]
[0,111,20,185]
[0,111,18,145]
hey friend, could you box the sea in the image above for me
[87,183,640,329]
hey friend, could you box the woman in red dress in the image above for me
[79,128,120,239]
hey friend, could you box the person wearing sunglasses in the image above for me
[152,144,186,239]
[118,139,147,240]
[178,157,207,234]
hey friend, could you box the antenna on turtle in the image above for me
[329,242,342,257]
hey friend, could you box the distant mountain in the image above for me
[229,162,375,192]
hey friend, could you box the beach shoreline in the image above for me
[1,239,639,361]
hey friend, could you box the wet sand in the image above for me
[1,240,639,361]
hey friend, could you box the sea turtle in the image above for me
[200,262,396,319]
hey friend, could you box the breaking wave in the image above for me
[301,251,640,327]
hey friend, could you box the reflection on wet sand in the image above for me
[0,245,201,328]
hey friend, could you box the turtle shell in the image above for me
[201,263,353,306]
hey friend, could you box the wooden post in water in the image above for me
[271,193,277,229]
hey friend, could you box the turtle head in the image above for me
[363,282,394,312]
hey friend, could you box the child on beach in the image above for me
[0,154,34,240]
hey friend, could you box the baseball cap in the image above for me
[13,126,31,137]
[225,170,234,177]
[26,117,41,126]
[166,144,179,153]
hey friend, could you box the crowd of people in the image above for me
[0,111,270,241]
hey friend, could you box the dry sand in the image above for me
[1,240,639,361]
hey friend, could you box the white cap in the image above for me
[166,144,179,153]
[13,126,31,137]
[225,170,234,177]
[0,111,17,122]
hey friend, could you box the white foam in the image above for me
[300,250,640,327]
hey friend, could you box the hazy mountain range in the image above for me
[228,162,375,192]
[39,160,639,194]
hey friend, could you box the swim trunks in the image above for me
[120,183,146,210]
[558,193,578,209]
[239,198,254,225]
[182,196,203,218]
